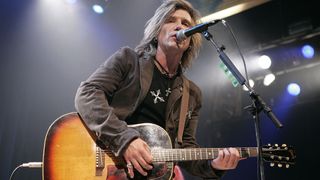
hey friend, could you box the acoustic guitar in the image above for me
[42,112,295,179]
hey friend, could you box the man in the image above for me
[75,0,241,179]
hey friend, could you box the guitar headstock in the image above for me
[262,144,296,168]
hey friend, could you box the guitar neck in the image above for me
[152,147,258,162]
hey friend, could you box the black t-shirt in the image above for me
[126,65,176,128]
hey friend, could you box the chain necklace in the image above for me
[154,59,177,78]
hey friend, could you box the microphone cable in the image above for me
[220,19,251,90]
[9,162,42,180]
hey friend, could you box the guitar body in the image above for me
[42,112,174,180]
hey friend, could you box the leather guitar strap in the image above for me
[177,77,189,144]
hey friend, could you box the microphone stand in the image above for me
[202,30,283,180]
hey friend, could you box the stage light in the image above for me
[287,83,301,96]
[301,44,314,59]
[65,0,77,4]
[258,55,272,69]
[243,79,254,91]
[92,4,104,14]
[263,73,275,86]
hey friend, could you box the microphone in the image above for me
[176,20,220,41]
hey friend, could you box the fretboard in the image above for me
[152,147,258,162]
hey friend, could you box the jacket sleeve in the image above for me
[75,47,140,156]
[177,82,225,179]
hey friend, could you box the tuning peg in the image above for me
[281,144,287,147]
[277,163,283,168]
[270,163,275,167]
[274,144,279,147]
[286,157,290,161]
[278,156,282,160]
[270,155,274,159]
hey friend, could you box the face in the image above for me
[157,9,194,54]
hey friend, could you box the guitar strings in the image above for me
[98,148,292,163]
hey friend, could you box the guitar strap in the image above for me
[177,77,189,144]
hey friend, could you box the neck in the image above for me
[155,47,182,75]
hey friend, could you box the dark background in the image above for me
[1,0,319,179]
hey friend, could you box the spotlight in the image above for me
[301,44,314,59]
[258,55,272,69]
[287,83,301,96]
[243,79,255,91]
[263,73,275,86]
[249,79,255,88]
[92,4,104,14]
[65,0,77,4]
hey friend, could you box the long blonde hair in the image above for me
[135,0,202,69]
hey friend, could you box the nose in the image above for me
[175,19,186,31]
[174,25,183,31]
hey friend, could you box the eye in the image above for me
[166,17,175,23]
[183,22,190,27]
[182,21,191,27]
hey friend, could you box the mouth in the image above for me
[169,32,185,46]
[170,34,177,40]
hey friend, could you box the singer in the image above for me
[75,0,242,179]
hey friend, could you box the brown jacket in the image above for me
[75,47,222,179]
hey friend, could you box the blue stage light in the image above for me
[287,83,301,96]
[301,45,314,59]
[92,4,104,14]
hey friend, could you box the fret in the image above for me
[165,150,168,161]
[176,149,179,161]
[186,149,189,160]
[206,148,208,159]
[175,149,178,161]
[160,151,166,161]
[196,149,199,160]
[208,149,212,159]
[212,148,215,159]
[212,148,215,158]
[254,147,258,157]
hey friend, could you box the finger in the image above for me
[142,141,152,157]
[211,149,226,170]
[125,160,134,179]
[131,158,148,176]
[216,149,224,161]
[223,148,231,164]
[228,148,240,168]
[140,146,153,169]
[136,155,153,170]
[141,157,153,170]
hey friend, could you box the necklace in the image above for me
[154,59,177,78]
